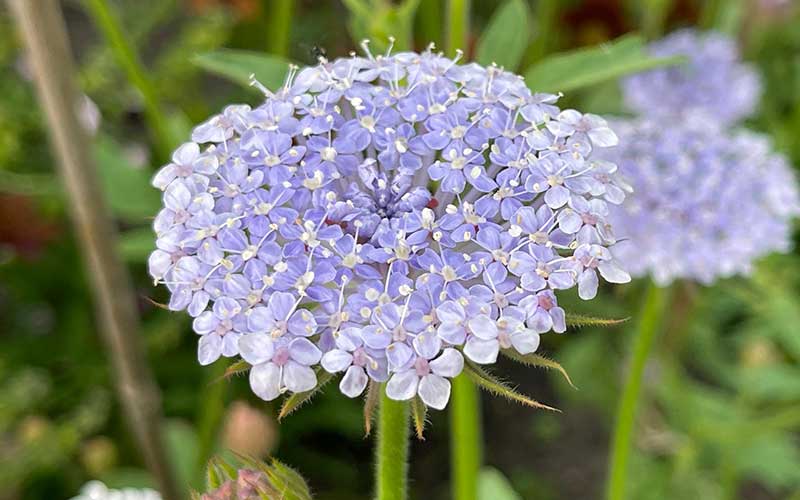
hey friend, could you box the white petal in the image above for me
[283,361,317,393]
[430,348,464,378]
[197,334,222,366]
[164,181,191,211]
[289,337,322,365]
[339,366,368,398]
[418,374,451,410]
[385,370,419,401]
[578,269,599,300]
[249,362,281,401]
[464,337,499,364]
[510,329,540,354]
[238,333,274,365]
[598,260,631,284]
[321,349,353,373]
[467,315,498,340]
[588,126,618,147]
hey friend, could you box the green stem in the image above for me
[606,281,669,500]
[445,0,470,57]
[520,0,559,67]
[376,390,410,500]
[265,0,294,57]
[83,0,173,161]
[416,0,442,48]
[450,374,481,500]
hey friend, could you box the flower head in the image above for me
[599,115,800,286]
[622,29,761,125]
[150,42,629,409]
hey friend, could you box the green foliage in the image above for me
[193,49,292,90]
[524,34,685,93]
[464,361,558,411]
[475,0,530,71]
[477,467,522,500]
[342,0,420,53]
[200,454,313,500]
[278,370,334,420]
[94,135,160,221]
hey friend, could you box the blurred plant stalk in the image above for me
[6,1,181,499]
[606,282,671,500]
[83,0,174,162]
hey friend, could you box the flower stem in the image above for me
[6,1,180,498]
[450,374,481,500]
[606,281,669,500]
[446,0,470,57]
[265,0,294,57]
[376,390,410,500]
[83,0,174,162]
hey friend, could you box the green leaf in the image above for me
[94,135,160,220]
[524,33,685,93]
[266,458,313,500]
[475,0,531,71]
[118,227,153,261]
[410,395,427,440]
[477,467,522,500]
[565,313,629,329]
[500,349,576,388]
[278,370,334,420]
[210,359,250,385]
[205,457,224,490]
[193,49,292,90]
[735,432,800,490]
[164,419,201,489]
[463,362,559,411]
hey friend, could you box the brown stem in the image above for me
[6,1,181,498]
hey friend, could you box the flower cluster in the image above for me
[150,42,630,409]
[606,29,799,286]
[599,115,799,285]
[622,29,761,125]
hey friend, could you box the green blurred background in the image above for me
[1,0,799,499]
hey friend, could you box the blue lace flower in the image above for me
[599,115,800,286]
[622,29,761,125]
[151,42,630,409]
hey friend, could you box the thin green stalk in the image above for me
[450,374,481,500]
[606,281,669,500]
[445,0,470,57]
[416,0,442,48]
[521,0,559,67]
[195,361,228,472]
[375,390,410,500]
[265,0,293,57]
[83,0,173,161]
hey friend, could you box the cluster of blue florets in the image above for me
[603,30,799,286]
[150,42,629,409]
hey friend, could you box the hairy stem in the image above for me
[450,374,481,500]
[6,1,181,498]
[376,390,410,500]
[606,281,669,500]
[83,0,173,161]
